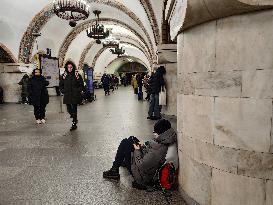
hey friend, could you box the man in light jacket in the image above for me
[103,119,177,189]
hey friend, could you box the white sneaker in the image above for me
[41,119,46,124]
[36,119,41,124]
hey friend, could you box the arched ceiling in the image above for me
[93,44,149,74]
[105,56,148,74]
[0,0,164,70]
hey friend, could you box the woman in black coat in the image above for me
[59,62,84,131]
[28,69,49,124]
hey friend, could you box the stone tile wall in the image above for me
[177,9,273,205]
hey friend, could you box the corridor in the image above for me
[0,87,183,205]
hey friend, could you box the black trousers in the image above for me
[66,104,77,123]
[33,105,46,120]
[113,136,139,173]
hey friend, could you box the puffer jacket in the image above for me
[131,128,177,186]
[59,72,84,105]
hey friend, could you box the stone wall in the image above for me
[158,44,177,117]
[177,9,273,205]
[162,63,177,116]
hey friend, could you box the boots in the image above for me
[70,116,78,131]
[103,166,120,181]
[70,122,77,131]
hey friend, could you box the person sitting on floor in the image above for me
[103,119,177,190]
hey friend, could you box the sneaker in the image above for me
[103,168,120,181]
[70,123,77,131]
[36,119,41,124]
[41,119,46,124]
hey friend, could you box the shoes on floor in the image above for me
[41,119,46,124]
[147,116,154,120]
[103,167,120,181]
[70,123,77,131]
[36,119,41,124]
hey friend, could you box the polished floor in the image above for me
[0,87,184,205]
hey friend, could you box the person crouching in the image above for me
[103,119,177,189]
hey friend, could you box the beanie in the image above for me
[154,119,171,135]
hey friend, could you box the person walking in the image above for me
[18,74,30,104]
[60,63,84,131]
[131,75,138,95]
[136,73,143,100]
[28,69,49,124]
[101,73,110,96]
[147,66,166,120]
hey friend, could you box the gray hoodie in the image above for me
[131,128,177,186]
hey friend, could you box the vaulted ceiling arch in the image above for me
[93,44,150,73]
[0,43,17,63]
[79,33,151,70]
[58,18,155,67]
[18,0,157,64]
[90,41,150,69]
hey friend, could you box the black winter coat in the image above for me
[59,73,84,105]
[28,76,49,106]
[149,71,165,94]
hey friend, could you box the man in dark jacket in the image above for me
[101,73,110,96]
[19,74,29,104]
[28,69,49,124]
[147,66,166,120]
[103,119,177,189]
[60,63,84,131]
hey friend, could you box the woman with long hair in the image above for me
[28,69,49,124]
[60,62,84,131]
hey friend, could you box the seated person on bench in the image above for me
[103,119,177,189]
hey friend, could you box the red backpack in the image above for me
[158,162,176,190]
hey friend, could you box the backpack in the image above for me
[158,162,176,190]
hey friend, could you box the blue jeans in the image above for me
[148,94,160,118]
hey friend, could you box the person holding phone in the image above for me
[103,119,177,190]
[59,63,84,131]
[28,69,49,124]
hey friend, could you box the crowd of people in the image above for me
[103,66,179,193]
[130,66,166,121]
[12,64,178,193]
[101,73,119,96]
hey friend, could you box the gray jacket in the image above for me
[131,128,177,186]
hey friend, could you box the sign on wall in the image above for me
[40,55,59,87]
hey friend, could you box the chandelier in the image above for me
[102,36,120,48]
[86,10,110,44]
[53,0,90,27]
[110,46,126,57]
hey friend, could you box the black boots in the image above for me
[103,167,120,181]
[70,118,78,131]
[70,122,77,131]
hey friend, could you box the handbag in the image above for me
[159,89,167,106]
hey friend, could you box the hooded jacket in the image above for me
[131,128,177,186]
[59,68,84,105]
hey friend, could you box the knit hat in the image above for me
[154,119,171,135]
